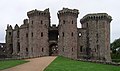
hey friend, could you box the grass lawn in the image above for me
[44,56,120,71]
[0,59,28,70]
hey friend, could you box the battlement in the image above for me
[7,24,13,30]
[14,24,19,30]
[80,13,112,23]
[23,19,28,24]
[27,8,50,18]
[57,8,79,18]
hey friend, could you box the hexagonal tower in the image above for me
[27,8,50,57]
[6,24,13,57]
[58,8,79,59]
[80,13,112,61]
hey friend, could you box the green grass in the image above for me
[0,59,29,70]
[44,56,120,71]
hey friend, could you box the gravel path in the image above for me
[2,56,56,71]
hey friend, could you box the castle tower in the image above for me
[19,19,29,58]
[13,24,20,57]
[58,8,79,59]
[27,9,50,57]
[80,13,112,61]
[6,25,13,57]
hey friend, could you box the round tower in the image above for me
[58,8,79,59]
[80,13,112,61]
[6,24,13,57]
[27,8,50,57]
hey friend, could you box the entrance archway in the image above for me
[49,43,58,56]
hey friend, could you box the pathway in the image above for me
[2,56,56,71]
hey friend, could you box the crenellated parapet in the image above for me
[57,8,79,18]
[27,8,50,18]
[7,24,13,30]
[14,24,19,30]
[23,19,29,24]
[80,13,112,23]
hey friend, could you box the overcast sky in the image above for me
[0,0,120,43]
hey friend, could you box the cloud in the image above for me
[0,0,120,43]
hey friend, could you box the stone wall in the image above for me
[80,13,112,61]
[27,9,50,57]
[58,8,79,59]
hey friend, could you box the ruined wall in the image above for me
[58,8,79,59]
[27,9,50,57]
[80,13,112,61]
[13,24,20,57]
[6,25,13,57]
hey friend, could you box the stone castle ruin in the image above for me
[5,8,112,62]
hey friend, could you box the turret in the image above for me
[58,8,79,59]
[27,8,50,57]
[27,8,50,18]
[80,13,112,24]
[80,13,112,62]
[23,19,29,25]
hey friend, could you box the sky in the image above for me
[0,0,120,43]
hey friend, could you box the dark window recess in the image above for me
[26,48,28,52]
[41,20,43,24]
[97,45,99,50]
[96,33,98,38]
[72,48,73,52]
[17,43,20,53]
[62,32,64,37]
[9,32,11,35]
[96,33,98,43]
[26,48,28,55]
[95,48,96,52]
[86,23,88,27]
[32,21,33,24]
[71,32,73,36]
[26,33,28,38]
[63,48,64,52]
[31,32,33,37]
[59,20,61,23]
[96,39,98,43]
[63,20,65,24]
[17,31,19,38]
[72,21,73,24]
[80,46,83,52]
[31,48,33,52]
[42,48,44,52]
[41,32,43,37]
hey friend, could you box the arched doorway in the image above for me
[49,43,58,56]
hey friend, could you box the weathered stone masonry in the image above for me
[5,8,112,62]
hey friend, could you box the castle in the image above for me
[5,8,112,62]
